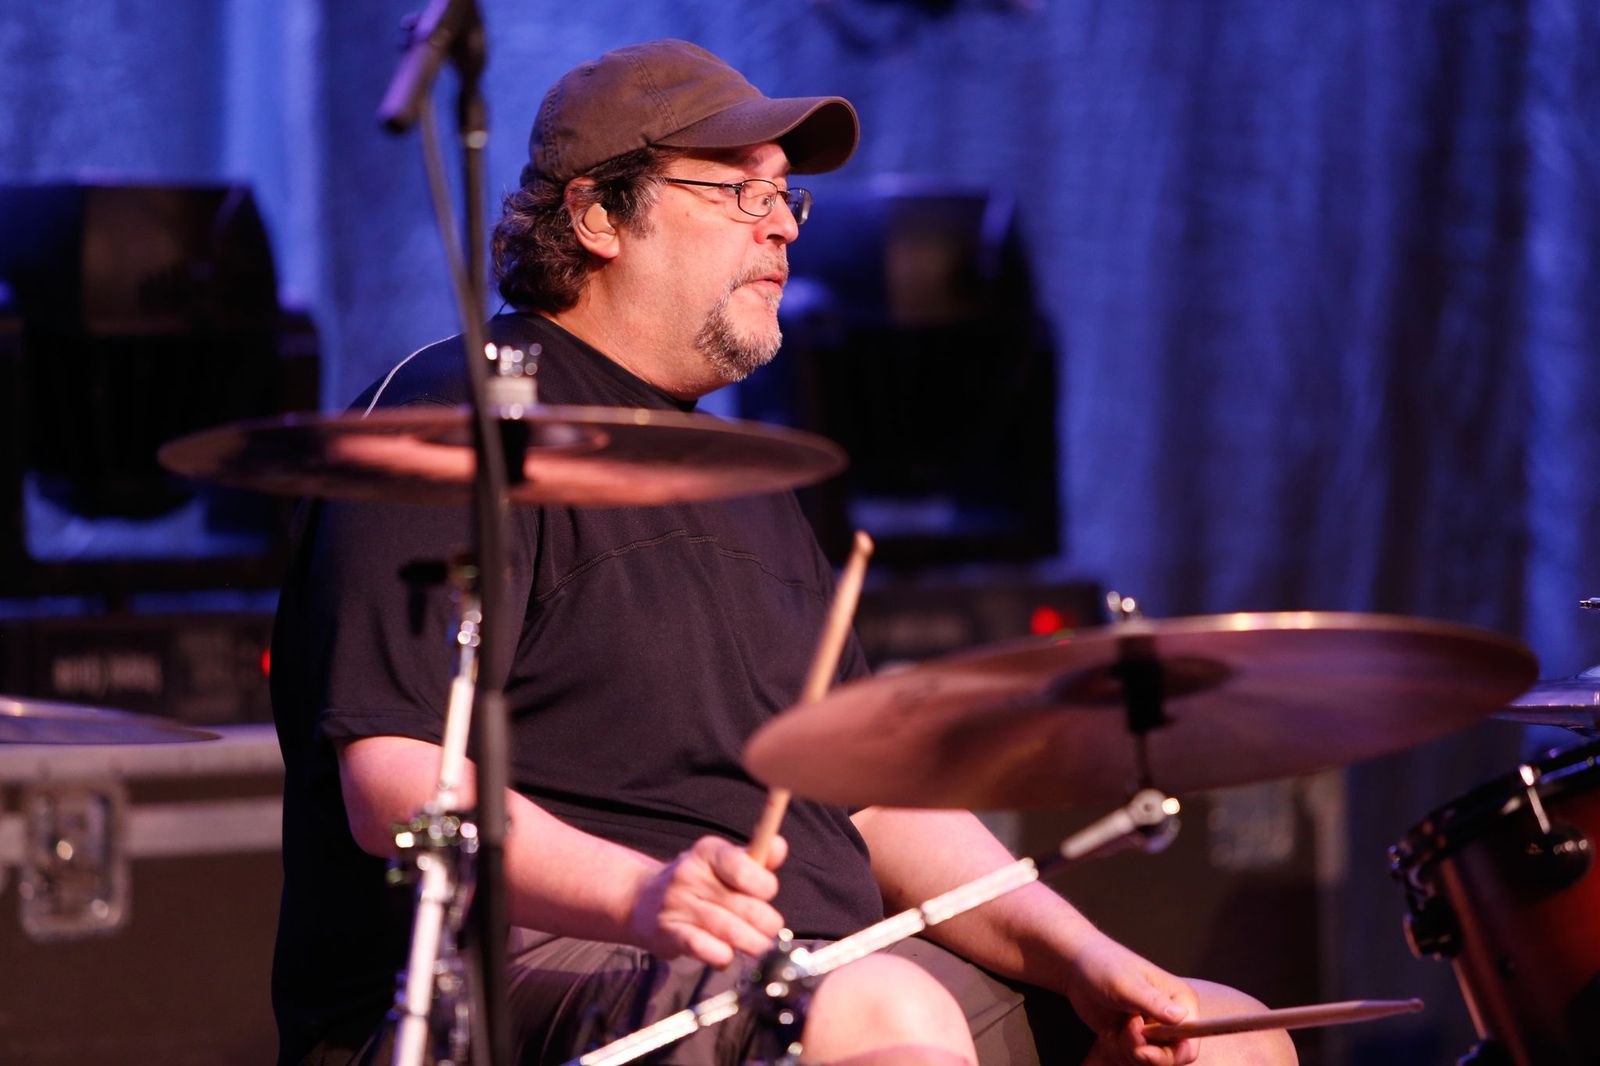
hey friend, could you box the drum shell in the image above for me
[1395,743,1600,1066]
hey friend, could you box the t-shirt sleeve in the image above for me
[298,495,536,746]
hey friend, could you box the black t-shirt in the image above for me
[270,313,885,1062]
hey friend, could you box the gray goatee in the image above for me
[694,263,786,383]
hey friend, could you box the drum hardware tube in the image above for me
[391,559,485,1066]
[569,789,1179,1066]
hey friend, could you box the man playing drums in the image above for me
[269,38,1296,1066]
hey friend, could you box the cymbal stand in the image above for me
[564,788,1181,1066]
[380,4,516,1061]
[1103,591,1167,794]
[392,558,484,1066]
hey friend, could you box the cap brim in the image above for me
[656,96,860,174]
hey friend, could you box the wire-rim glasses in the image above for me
[659,177,812,225]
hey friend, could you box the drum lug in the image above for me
[1514,763,1594,892]
[1520,821,1593,892]
[1403,892,1460,958]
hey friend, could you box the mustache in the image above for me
[731,259,789,291]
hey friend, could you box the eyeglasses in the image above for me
[658,177,812,225]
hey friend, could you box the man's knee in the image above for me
[1187,979,1299,1066]
[801,954,976,1064]
[819,1050,973,1066]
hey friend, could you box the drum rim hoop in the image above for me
[1391,738,1600,882]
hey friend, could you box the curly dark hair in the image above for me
[492,147,684,314]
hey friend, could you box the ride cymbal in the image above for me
[158,406,846,507]
[1493,665,1600,731]
[745,612,1537,809]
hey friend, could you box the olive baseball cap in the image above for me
[522,39,860,186]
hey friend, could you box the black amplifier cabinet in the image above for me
[853,577,1106,668]
[0,611,275,725]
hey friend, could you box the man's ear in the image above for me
[566,180,620,260]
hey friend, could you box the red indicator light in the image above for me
[1030,606,1066,636]
[260,648,271,678]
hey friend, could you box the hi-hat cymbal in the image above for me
[745,613,1537,809]
[158,406,846,507]
[1493,665,1600,731]
[1,696,220,745]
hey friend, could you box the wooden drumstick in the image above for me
[747,530,875,864]
[1143,997,1423,1043]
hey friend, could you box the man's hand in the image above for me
[626,834,789,968]
[1068,928,1202,1066]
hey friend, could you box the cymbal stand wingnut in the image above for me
[484,343,540,486]
[486,342,540,413]
[742,930,818,1066]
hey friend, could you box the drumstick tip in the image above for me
[1143,996,1427,1044]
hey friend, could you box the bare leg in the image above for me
[1182,980,1299,1066]
[800,954,977,1065]
[822,1051,973,1066]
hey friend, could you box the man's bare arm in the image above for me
[852,806,1215,1066]
[850,805,1096,990]
[340,734,786,967]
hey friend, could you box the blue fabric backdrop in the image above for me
[4,1,1599,1061]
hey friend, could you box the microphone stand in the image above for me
[380,3,512,1064]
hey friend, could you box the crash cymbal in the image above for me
[745,612,1537,809]
[1492,665,1600,731]
[158,405,846,507]
[1,696,220,745]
